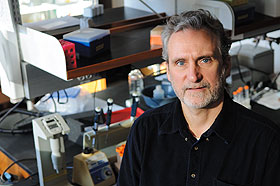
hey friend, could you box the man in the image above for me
[118,9,280,186]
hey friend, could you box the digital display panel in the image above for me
[46,119,55,123]
[48,123,58,129]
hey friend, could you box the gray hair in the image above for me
[161,9,232,62]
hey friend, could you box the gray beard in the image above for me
[173,69,226,109]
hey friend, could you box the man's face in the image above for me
[167,29,229,109]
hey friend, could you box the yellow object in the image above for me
[80,78,107,93]
[72,151,115,186]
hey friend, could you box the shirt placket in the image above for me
[186,139,201,186]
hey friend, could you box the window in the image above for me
[19,0,92,23]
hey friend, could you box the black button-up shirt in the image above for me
[118,94,280,186]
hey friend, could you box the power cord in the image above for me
[57,90,69,104]
[234,41,246,85]
[41,89,71,112]
[41,94,57,113]
[0,107,44,134]
[0,99,24,125]
[0,158,36,183]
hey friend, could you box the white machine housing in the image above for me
[32,113,71,186]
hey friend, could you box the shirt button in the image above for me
[185,137,188,141]
[194,146,199,151]
[191,173,196,178]
[206,137,209,141]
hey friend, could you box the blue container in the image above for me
[63,28,110,58]
[141,85,176,108]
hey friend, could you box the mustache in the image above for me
[183,82,211,89]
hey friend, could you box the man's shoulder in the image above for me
[132,100,177,129]
[233,102,280,138]
[139,100,176,118]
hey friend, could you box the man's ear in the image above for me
[166,62,171,81]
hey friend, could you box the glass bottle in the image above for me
[128,69,144,97]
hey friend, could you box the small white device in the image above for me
[32,113,71,186]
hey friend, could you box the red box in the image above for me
[59,39,77,70]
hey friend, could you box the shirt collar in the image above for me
[159,98,187,135]
[158,92,236,144]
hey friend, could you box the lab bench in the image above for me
[0,73,157,185]
[1,76,280,186]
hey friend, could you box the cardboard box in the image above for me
[150,25,164,46]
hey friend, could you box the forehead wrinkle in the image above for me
[167,29,222,63]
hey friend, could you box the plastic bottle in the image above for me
[153,85,165,99]
[243,85,251,109]
[244,85,250,99]
[128,69,144,97]
[237,87,244,103]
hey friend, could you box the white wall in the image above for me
[124,0,176,16]
[124,0,207,16]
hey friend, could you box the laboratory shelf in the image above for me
[67,24,164,79]
[67,11,280,80]
[45,7,166,38]
[233,12,280,39]
[27,6,280,81]
[43,7,167,80]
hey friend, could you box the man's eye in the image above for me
[176,60,185,66]
[201,58,211,63]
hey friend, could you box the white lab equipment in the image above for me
[72,130,116,186]
[0,0,100,102]
[32,113,71,186]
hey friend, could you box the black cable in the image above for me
[0,99,25,124]
[50,95,57,113]
[271,72,280,89]
[0,108,44,134]
[57,89,69,104]
[21,172,39,186]
[41,93,57,112]
[0,108,44,132]
[57,91,60,104]
[247,67,271,77]
[0,128,33,134]
[0,158,36,182]
[0,108,42,118]
[11,116,32,130]
[235,42,246,85]
[25,172,38,179]
[41,94,53,102]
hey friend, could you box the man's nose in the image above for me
[188,62,201,83]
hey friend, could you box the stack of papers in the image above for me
[23,16,80,32]
[256,90,280,110]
